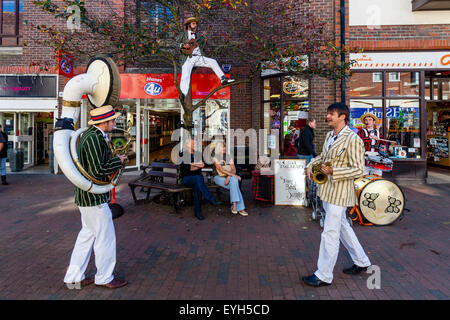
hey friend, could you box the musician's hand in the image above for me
[306,168,313,181]
[118,154,127,164]
[320,164,333,175]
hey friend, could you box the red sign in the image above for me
[57,51,75,78]
[120,74,230,100]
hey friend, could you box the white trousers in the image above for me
[315,201,371,283]
[180,55,224,96]
[64,203,116,285]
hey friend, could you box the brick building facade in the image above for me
[348,0,450,184]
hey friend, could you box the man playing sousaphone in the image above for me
[64,105,128,289]
[177,16,235,101]
[302,103,371,287]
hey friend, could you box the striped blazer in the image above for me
[74,126,123,207]
[307,126,365,207]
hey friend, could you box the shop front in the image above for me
[0,75,58,171]
[349,51,450,184]
[260,73,309,156]
[76,73,230,171]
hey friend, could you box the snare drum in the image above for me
[365,155,393,172]
[354,175,405,225]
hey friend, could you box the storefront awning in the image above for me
[120,73,230,100]
[0,99,58,112]
[350,52,450,70]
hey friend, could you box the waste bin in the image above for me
[7,148,24,172]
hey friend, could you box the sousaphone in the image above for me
[53,54,125,218]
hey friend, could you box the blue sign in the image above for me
[60,59,72,74]
[144,82,162,96]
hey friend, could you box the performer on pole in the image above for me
[64,105,128,289]
[177,16,235,100]
[302,103,371,287]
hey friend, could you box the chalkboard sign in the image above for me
[274,159,307,206]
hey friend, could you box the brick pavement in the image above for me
[0,174,448,300]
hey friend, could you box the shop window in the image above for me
[349,72,382,97]
[443,80,450,100]
[386,72,419,97]
[386,100,421,159]
[0,0,23,46]
[372,72,382,83]
[349,100,383,134]
[388,72,400,82]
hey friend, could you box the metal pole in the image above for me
[340,0,346,104]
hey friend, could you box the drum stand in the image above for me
[348,205,373,226]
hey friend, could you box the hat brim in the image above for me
[360,113,379,123]
[88,112,120,125]
[184,17,198,25]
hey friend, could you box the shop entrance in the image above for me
[0,111,54,171]
[425,71,450,170]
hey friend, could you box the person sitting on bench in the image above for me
[180,138,222,221]
[212,142,248,217]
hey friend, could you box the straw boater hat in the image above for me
[88,105,120,125]
[184,16,198,26]
[360,112,379,124]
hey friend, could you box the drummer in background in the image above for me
[358,112,387,176]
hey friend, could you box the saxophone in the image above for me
[311,148,346,184]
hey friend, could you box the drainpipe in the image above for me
[340,0,346,104]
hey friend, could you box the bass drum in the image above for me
[354,175,405,225]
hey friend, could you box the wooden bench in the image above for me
[128,162,222,213]
[128,162,192,213]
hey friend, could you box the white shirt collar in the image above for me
[94,125,109,142]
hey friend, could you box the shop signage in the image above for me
[120,74,230,100]
[0,75,57,98]
[274,159,307,206]
[350,52,450,70]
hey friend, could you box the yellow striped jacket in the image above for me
[307,126,365,207]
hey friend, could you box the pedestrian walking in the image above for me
[303,103,371,287]
[0,124,8,185]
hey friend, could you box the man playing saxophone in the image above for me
[302,103,371,287]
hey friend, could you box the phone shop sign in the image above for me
[0,75,57,98]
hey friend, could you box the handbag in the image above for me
[218,164,231,177]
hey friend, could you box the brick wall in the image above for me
[349,24,450,51]
[249,0,347,148]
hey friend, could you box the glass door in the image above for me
[18,112,33,166]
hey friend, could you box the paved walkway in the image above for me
[0,173,448,300]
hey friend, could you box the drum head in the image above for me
[357,178,404,225]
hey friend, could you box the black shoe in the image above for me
[195,214,205,221]
[301,274,331,287]
[1,176,7,185]
[221,76,235,85]
[343,264,368,275]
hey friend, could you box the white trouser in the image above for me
[64,203,116,285]
[180,55,224,96]
[315,201,371,283]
